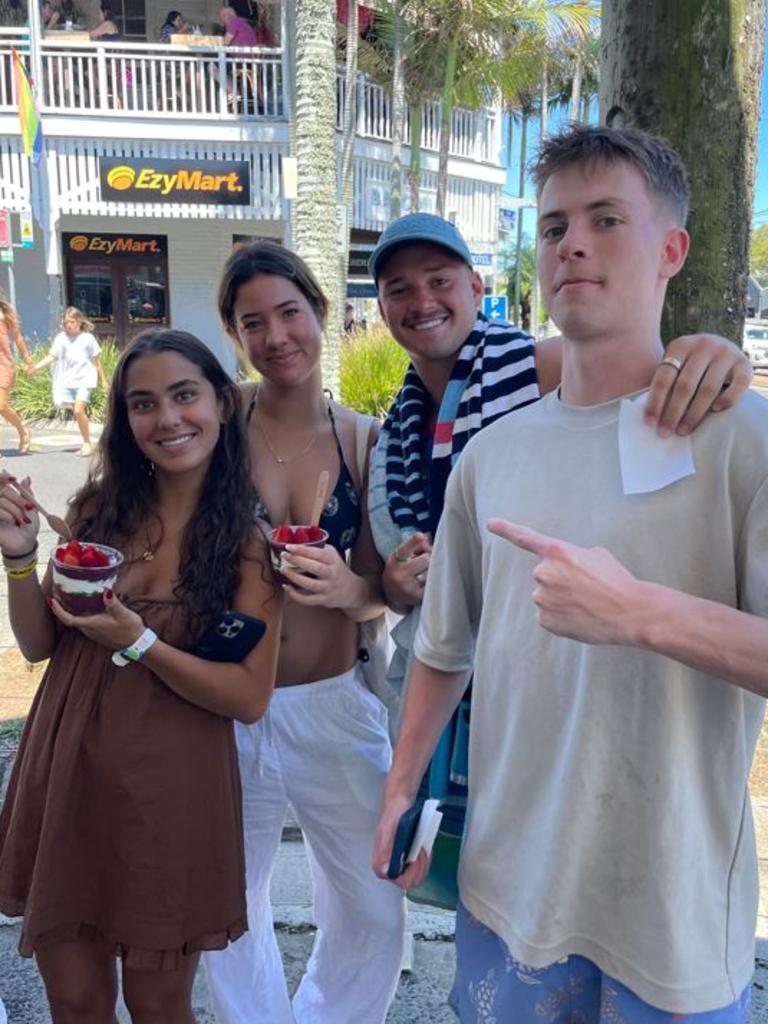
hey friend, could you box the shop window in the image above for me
[127,265,167,324]
[72,264,114,323]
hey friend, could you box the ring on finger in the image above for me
[394,549,408,563]
[415,570,427,586]
[660,355,684,373]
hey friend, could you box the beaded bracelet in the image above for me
[6,560,38,581]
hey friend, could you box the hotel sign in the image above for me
[99,157,251,206]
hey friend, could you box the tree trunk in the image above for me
[569,50,583,123]
[390,0,406,220]
[531,72,549,337]
[408,102,422,212]
[513,112,528,326]
[338,0,359,323]
[435,37,458,218]
[294,0,341,393]
[599,0,766,345]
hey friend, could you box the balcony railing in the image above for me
[0,29,499,165]
[336,73,499,164]
[0,29,283,119]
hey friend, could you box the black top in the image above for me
[247,396,361,555]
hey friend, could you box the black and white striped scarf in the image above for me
[382,313,539,536]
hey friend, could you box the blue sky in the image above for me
[503,25,768,241]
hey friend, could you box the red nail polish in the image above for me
[22,516,31,524]
[47,597,53,608]
[105,588,113,599]
[24,503,35,510]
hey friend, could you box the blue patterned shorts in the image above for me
[449,901,751,1023]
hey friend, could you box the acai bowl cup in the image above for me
[266,525,328,585]
[51,541,124,616]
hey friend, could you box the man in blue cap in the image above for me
[367,211,751,718]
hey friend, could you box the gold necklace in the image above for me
[254,402,323,467]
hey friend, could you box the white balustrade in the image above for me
[0,34,283,120]
[0,30,497,166]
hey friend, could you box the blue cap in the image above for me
[368,213,473,283]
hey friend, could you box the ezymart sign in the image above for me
[99,157,251,206]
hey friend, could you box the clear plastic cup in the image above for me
[51,543,124,616]
[266,526,328,584]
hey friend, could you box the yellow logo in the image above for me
[106,165,136,191]
[69,235,89,252]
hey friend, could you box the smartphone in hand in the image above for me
[387,801,423,879]
[190,610,266,663]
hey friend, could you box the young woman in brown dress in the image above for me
[0,329,282,1023]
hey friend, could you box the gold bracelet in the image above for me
[6,561,38,581]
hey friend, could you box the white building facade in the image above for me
[0,19,506,363]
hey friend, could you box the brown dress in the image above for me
[0,591,247,969]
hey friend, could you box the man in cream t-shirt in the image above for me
[374,125,768,1022]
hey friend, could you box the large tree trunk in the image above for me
[295,0,342,393]
[600,0,766,345]
[435,37,458,218]
[390,0,406,220]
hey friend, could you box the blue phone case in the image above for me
[387,801,423,879]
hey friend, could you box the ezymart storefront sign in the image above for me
[99,157,251,206]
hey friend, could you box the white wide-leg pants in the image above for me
[204,666,406,1024]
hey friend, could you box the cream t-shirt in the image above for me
[415,389,768,1013]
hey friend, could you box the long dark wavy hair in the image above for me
[68,328,258,639]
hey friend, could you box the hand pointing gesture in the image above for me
[486,518,646,647]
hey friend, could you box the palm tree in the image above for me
[294,0,343,392]
[426,0,596,217]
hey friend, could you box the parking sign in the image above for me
[482,295,508,321]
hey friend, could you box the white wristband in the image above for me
[112,627,158,667]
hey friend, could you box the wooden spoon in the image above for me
[11,480,71,539]
[309,470,330,527]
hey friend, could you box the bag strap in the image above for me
[354,412,377,487]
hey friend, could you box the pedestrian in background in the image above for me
[0,290,34,455]
[32,306,109,457]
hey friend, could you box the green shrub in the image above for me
[339,324,409,419]
[13,340,118,424]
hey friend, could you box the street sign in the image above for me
[0,210,10,250]
[471,251,494,267]
[482,295,508,321]
[499,208,516,231]
[1,249,14,264]
[19,210,33,248]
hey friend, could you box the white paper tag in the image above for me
[618,393,695,495]
[406,799,443,863]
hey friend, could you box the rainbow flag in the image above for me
[12,48,42,165]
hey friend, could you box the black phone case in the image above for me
[387,801,423,879]
[190,611,266,663]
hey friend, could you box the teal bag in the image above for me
[406,692,470,911]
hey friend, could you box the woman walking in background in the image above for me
[0,290,34,454]
[32,307,109,457]
[204,241,405,1024]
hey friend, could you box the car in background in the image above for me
[744,322,768,369]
